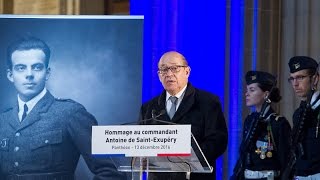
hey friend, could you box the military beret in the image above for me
[288,56,318,73]
[245,70,276,86]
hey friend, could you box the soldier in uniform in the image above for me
[232,71,291,180]
[0,37,126,180]
[287,56,320,179]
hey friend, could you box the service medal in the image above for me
[266,151,272,158]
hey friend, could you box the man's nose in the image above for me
[165,69,174,76]
[292,79,299,86]
[25,68,34,78]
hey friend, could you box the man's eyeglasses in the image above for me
[288,75,311,83]
[158,65,188,75]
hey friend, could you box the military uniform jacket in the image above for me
[243,108,291,175]
[293,101,320,176]
[140,83,228,180]
[0,91,125,180]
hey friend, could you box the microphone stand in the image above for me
[132,109,193,180]
[131,110,166,180]
[149,110,194,180]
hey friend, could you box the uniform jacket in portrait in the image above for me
[140,83,228,180]
[0,91,125,180]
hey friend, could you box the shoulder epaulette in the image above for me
[271,113,283,121]
[55,97,77,103]
[266,113,276,120]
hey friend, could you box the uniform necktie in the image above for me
[21,104,28,121]
[168,96,178,119]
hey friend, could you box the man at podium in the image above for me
[139,51,228,180]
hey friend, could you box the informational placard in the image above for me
[92,125,191,157]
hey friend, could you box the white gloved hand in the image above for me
[311,91,320,110]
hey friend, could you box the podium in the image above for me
[92,124,213,180]
[112,134,213,179]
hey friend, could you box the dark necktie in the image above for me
[21,104,28,121]
[168,96,178,119]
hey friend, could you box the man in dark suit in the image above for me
[139,51,228,180]
[0,37,126,180]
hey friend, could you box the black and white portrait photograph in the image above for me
[0,15,143,180]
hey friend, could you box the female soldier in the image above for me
[232,70,291,180]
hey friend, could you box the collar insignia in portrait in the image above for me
[0,138,9,150]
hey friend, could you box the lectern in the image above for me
[110,133,213,180]
[92,124,213,180]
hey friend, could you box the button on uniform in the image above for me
[13,131,21,169]
[15,132,20,137]
[14,147,19,152]
[45,140,49,144]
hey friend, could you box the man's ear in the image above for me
[186,66,191,77]
[7,69,13,82]
[45,67,51,81]
[312,74,319,90]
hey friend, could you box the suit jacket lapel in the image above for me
[8,103,21,130]
[157,91,171,121]
[16,91,55,131]
[171,83,195,123]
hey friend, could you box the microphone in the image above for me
[121,109,166,125]
[146,109,182,125]
[140,109,167,125]
[151,109,166,119]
